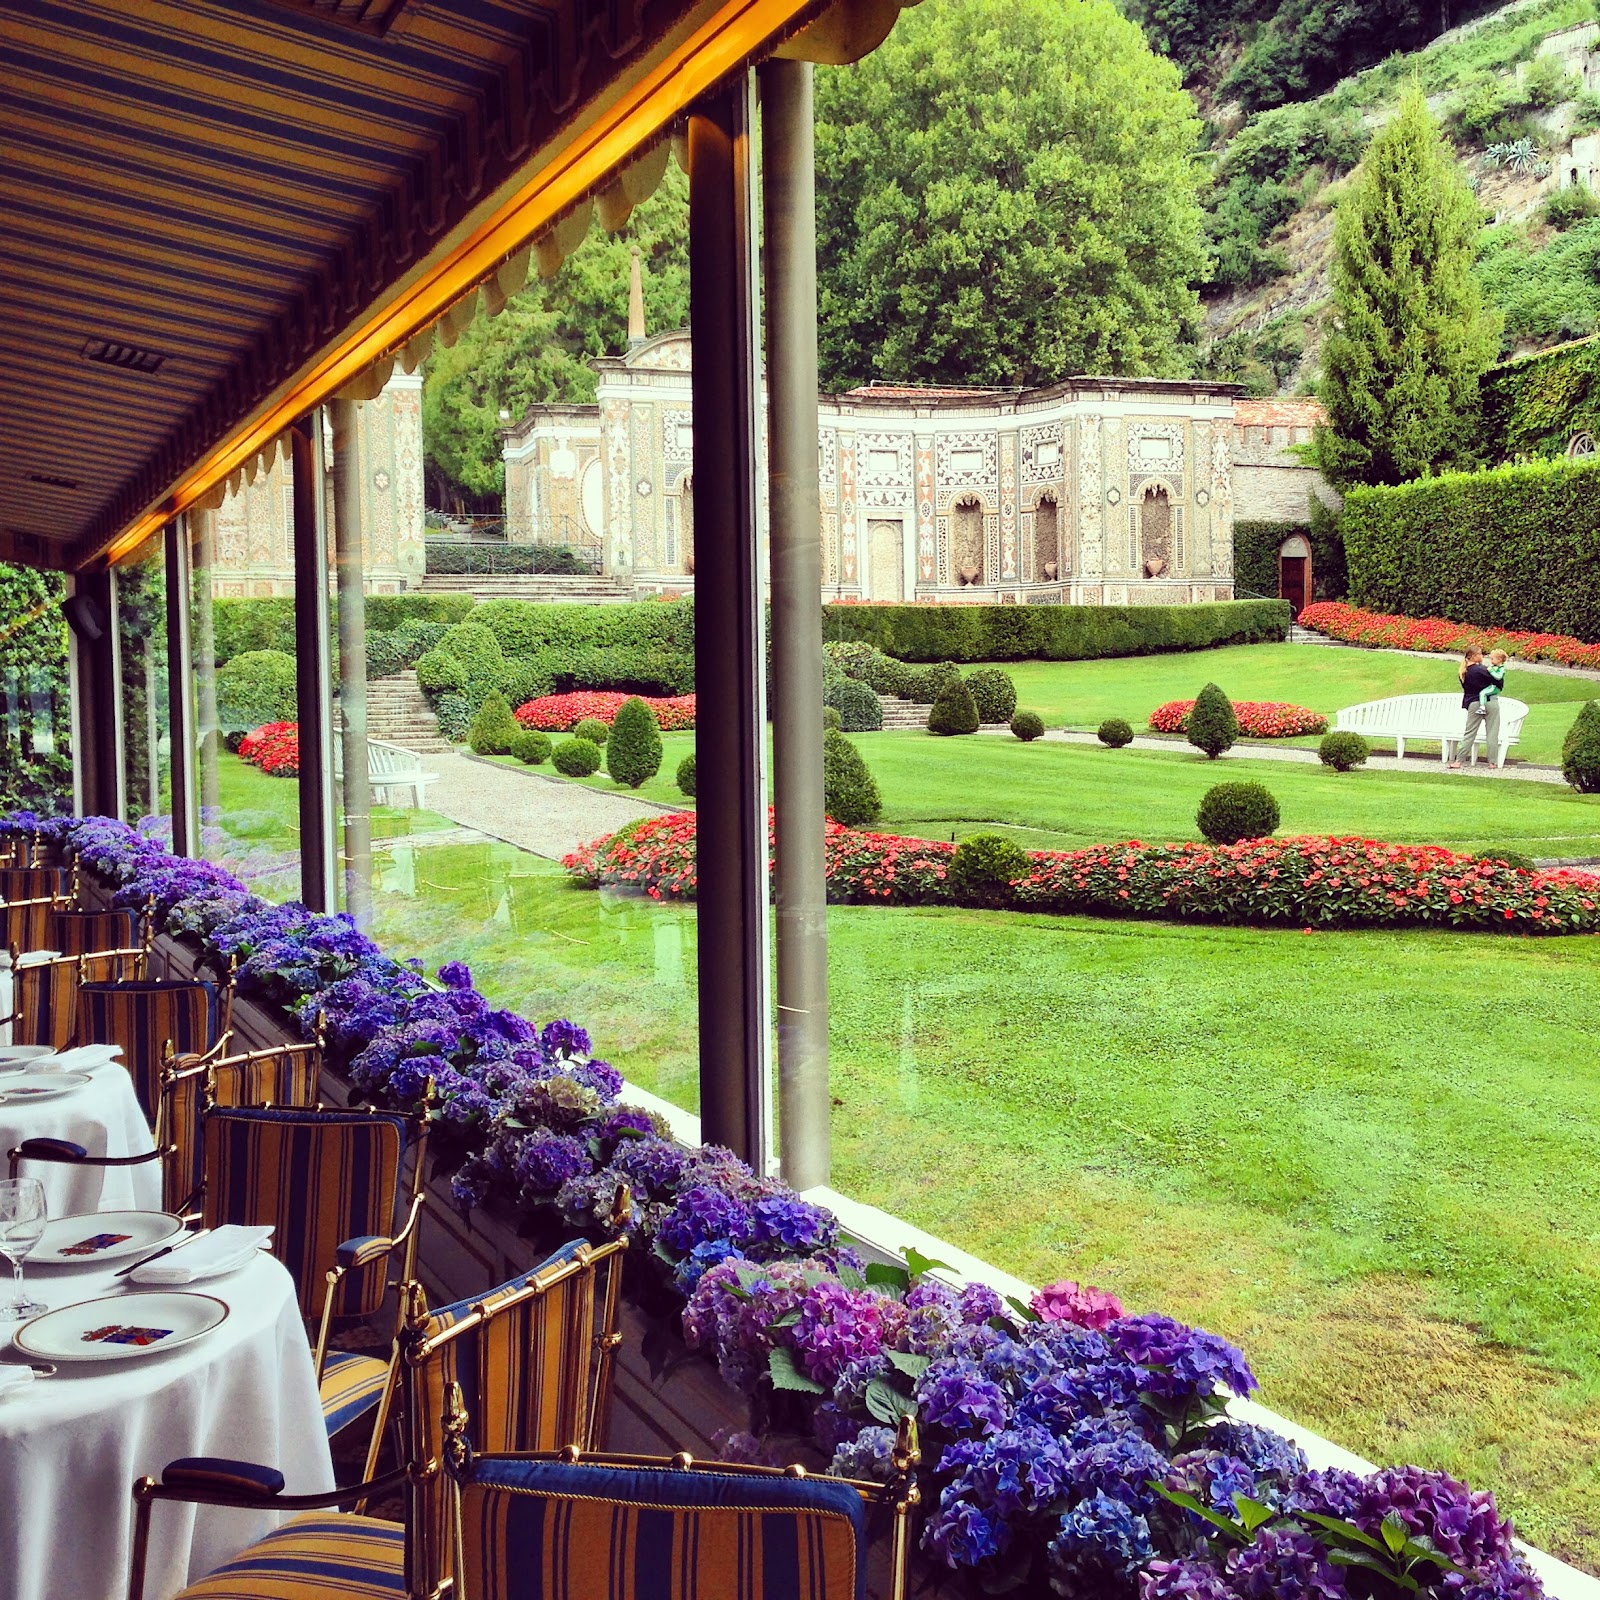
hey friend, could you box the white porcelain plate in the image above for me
[13,1292,228,1364]
[0,1071,90,1102]
[0,1046,59,1074]
[31,1211,184,1266]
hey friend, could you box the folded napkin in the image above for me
[132,1225,274,1286]
[0,1367,35,1397]
[38,1043,123,1072]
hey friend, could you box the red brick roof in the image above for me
[842,384,1016,398]
[1232,397,1325,427]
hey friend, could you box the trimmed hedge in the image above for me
[553,737,602,777]
[468,692,519,755]
[927,679,980,736]
[213,598,296,664]
[822,729,881,824]
[823,676,883,732]
[471,598,695,659]
[1234,508,1347,604]
[821,599,1289,661]
[425,543,593,576]
[1343,456,1600,639]
[364,594,476,631]
[510,730,552,765]
[216,649,297,731]
[1197,781,1280,844]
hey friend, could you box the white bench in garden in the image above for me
[1333,693,1529,768]
[331,738,439,809]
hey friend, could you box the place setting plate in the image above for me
[29,1211,185,1267]
[0,1071,91,1103]
[0,1046,59,1075]
[12,1292,229,1364]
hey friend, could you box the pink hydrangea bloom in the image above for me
[1031,1279,1124,1330]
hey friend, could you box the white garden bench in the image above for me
[331,738,439,809]
[1333,693,1529,768]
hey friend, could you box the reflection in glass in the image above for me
[0,565,72,815]
[114,536,170,831]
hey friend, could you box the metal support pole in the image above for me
[66,569,120,819]
[291,415,337,913]
[163,517,199,857]
[760,58,830,1192]
[688,78,772,1170]
[329,398,373,928]
[191,510,221,822]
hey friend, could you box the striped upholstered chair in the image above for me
[125,1237,630,1600]
[0,948,147,1049]
[74,975,228,1122]
[0,864,72,903]
[45,905,142,956]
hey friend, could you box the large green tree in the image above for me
[423,164,689,507]
[1316,86,1501,490]
[812,0,1209,391]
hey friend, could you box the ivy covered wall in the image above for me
[1481,336,1600,461]
[0,564,72,815]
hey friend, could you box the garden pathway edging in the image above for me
[1290,630,1600,684]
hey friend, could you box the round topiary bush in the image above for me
[216,649,298,731]
[415,647,465,697]
[573,717,609,746]
[1562,700,1600,792]
[823,729,882,824]
[676,753,697,796]
[1187,682,1238,760]
[1011,710,1045,741]
[1098,718,1134,748]
[964,668,1018,724]
[823,706,844,731]
[606,696,663,789]
[435,694,472,743]
[438,621,505,705]
[927,678,980,736]
[468,691,520,756]
[553,737,602,777]
[1318,731,1371,772]
[510,730,552,766]
[824,676,884,732]
[949,832,1030,907]
[1196,781,1280,845]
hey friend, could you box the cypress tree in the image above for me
[1187,683,1238,759]
[1316,85,1501,491]
[606,696,663,788]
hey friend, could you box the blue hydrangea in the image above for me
[657,1185,755,1256]
[915,1358,1010,1434]
[830,1425,899,1484]
[750,1191,839,1255]
[1047,1489,1154,1587]
[673,1239,746,1293]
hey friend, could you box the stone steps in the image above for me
[419,573,634,603]
[337,670,454,752]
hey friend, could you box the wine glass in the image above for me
[0,1178,48,1320]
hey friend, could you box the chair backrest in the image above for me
[442,1408,918,1600]
[0,865,68,902]
[0,898,54,956]
[75,978,219,1122]
[159,1042,323,1216]
[200,1104,415,1319]
[46,907,140,956]
[398,1238,630,1598]
[9,950,145,1050]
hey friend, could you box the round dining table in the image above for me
[0,1248,335,1600]
[0,1055,160,1216]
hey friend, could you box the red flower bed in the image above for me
[564,812,1600,933]
[238,721,300,778]
[513,691,696,732]
[1298,601,1600,670]
[1149,699,1328,738]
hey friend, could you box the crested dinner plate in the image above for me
[13,1292,228,1364]
[30,1211,184,1266]
[0,1071,90,1102]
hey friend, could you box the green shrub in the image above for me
[553,737,602,777]
[820,599,1289,662]
[1561,699,1600,792]
[1011,710,1045,741]
[822,640,881,680]
[212,598,296,664]
[1187,683,1238,759]
[426,543,592,576]
[438,622,505,704]
[1476,848,1537,871]
[510,730,552,765]
[1318,731,1371,771]
[216,649,297,731]
[1196,781,1280,844]
[823,706,844,731]
[1098,718,1134,748]
[435,694,472,743]
[606,697,663,789]
[502,659,555,710]
[822,729,882,824]
[466,598,695,661]
[468,691,520,756]
[1542,183,1600,232]
[415,648,465,696]
[1342,456,1600,638]
[927,678,980,736]
[364,594,476,632]
[949,832,1031,907]
[676,753,697,796]
[964,668,1018,723]
[573,717,610,746]
[824,676,883,732]
[367,619,449,679]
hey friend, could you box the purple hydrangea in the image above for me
[541,1019,592,1060]
[657,1185,755,1257]
[1140,1559,1240,1600]
[788,1280,903,1388]
[1109,1314,1258,1402]
[1224,1529,1346,1600]
[830,1425,899,1484]
[611,1136,691,1198]
[438,960,474,990]
[914,1358,1011,1434]
[512,1133,593,1194]
[750,1191,839,1255]
[924,1498,1007,1568]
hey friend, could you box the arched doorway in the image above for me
[1278,532,1312,617]
[1034,494,1059,581]
[869,520,904,600]
[1139,484,1172,577]
[952,497,983,585]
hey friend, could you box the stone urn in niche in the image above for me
[1042,560,1059,582]
[1144,555,1167,579]
[957,563,981,586]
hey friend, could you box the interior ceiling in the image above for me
[0,0,720,570]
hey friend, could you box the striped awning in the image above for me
[0,0,829,570]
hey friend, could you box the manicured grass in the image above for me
[990,644,1597,766]
[365,845,1600,1573]
[478,742,696,812]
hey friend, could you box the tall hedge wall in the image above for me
[1343,455,1600,638]
[819,599,1288,662]
[1481,337,1600,461]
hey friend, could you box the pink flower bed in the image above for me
[513,691,696,732]
[1149,699,1328,738]
[1299,601,1600,670]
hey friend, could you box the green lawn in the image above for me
[366,844,1600,1573]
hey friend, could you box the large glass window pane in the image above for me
[0,564,72,816]
[114,535,169,832]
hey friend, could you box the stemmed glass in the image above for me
[0,1178,48,1320]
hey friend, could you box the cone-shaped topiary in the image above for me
[964,668,1018,724]
[1562,700,1600,793]
[1318,731,1370,772]
[468,691,520,755]
[950,832,1030,907]
[928,677,980,736]
[1011,710,1045,741]
[1196,781,1279,844]
[676,753,697,796]
[510,730,552,766]
[1187,683,1238,759]
[606,696,663,789]
[1098,718,1133,748]
[553,737,601,777]
[824,676,883,731]
[823,706,844,731]
[573,717,609,746]
[823,729,882,824]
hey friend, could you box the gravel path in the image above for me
[419,752,668,859]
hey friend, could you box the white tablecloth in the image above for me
[0,1252,335,1600]
[0,1060,160,1216]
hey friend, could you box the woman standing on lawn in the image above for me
[1451,647,1499,769]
